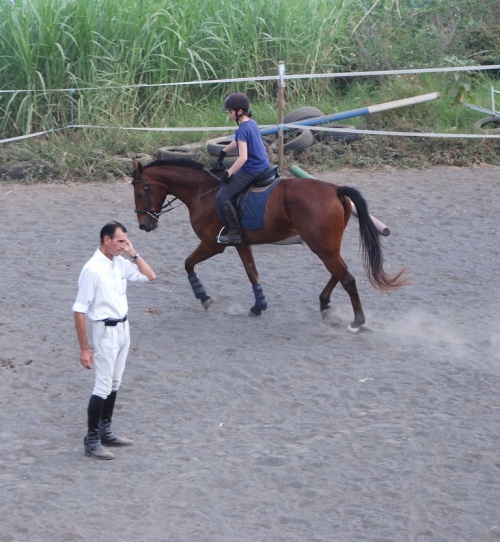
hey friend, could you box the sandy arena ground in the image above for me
[0,166,499,541]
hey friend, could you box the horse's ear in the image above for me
[132,159,143,175]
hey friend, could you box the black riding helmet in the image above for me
[223,92,251,123]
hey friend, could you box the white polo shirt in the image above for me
[72,248,149,321]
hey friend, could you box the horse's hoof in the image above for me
[320,308,330,320]
[249,308,262,317]
[347,324,361,334]
[202,297,213,311]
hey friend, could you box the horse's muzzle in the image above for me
[139,221,157,232]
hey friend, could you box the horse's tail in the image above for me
[338,186,409,290]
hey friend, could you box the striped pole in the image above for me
[261,92,440,136]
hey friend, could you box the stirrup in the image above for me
[217,227,243,245]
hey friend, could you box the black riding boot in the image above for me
[217,201,243,245]
[99,390,133,447]
[84,395,114,460]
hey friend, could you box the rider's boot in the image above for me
[217,201,243,245]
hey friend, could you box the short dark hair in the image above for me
[100,221,127,244]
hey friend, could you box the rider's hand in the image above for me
[221,170,231,184]
[216,150,227,169]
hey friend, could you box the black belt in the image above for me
[101,315,128,326]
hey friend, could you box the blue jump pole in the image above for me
[261,91,440,136]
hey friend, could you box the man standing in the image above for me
[73,221,156,460]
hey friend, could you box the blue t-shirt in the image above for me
[235,119,270,174]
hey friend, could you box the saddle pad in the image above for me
[218,178,282,231]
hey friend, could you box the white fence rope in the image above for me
[285,125,500,138]
[69,123,500,139]
[0,128,69,145]
[1,64,499,95]
[2,64,500,145]
[2,123,500,146]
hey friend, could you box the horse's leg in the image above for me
[343,273,365,333]
[185,242,224,310]
[324,254,365,332]
[235,245,268,316]
[319,255,349,312]
[286,188,365,331]
[319,276,339,313]
[307,243,365,331]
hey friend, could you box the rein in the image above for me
[132,167,221,221]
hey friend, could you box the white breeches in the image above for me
[92,321,130,398]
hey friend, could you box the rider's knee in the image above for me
[216,193,229,206]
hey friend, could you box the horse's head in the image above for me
[131,159,168,232]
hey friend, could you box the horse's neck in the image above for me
[166,169,216,202]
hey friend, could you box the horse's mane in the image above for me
[144,158,205,171]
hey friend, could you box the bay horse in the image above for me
[131,158,408,332]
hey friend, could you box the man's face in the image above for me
[103,228,128,258]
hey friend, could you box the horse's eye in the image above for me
[132,182,144,196]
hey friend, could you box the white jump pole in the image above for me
[349,201,390,236]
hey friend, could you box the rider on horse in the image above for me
[216,92,272,245]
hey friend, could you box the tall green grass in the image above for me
[0,0,498,139]
[0,0,359,136]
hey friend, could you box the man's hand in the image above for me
[122,238,137,259]
[80,347,94,369]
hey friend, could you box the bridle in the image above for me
[131,175,178,221]
[131,167,222,222]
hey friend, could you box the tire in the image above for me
[283,129,315,153]
[283,130,316,153]
[206,137,238,157]
[281,108,324,153]
[472,116,500,134]
[315,123,359,142]
[283,107,324,124]
[270,128,316,153]
[156,146,201,160]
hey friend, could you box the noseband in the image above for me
[131,174,178,221]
